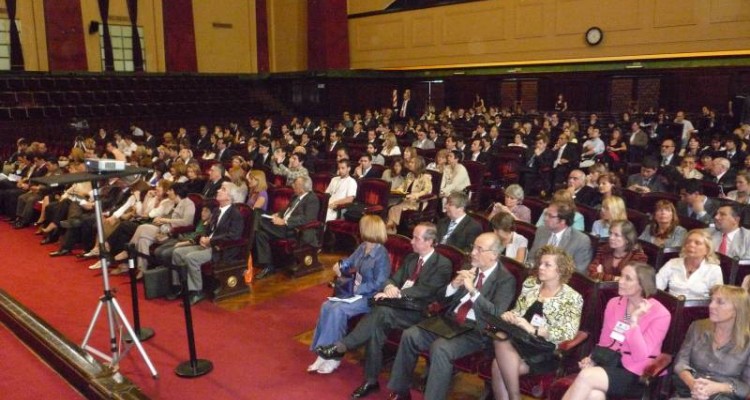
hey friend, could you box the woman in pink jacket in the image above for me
[563,262,671,399]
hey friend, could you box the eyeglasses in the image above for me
[545,214,561,219]
[470,245,494,253]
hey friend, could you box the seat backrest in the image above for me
[638,239,661,266]
[524,196,548,223]
[626,208,651,235]
[311,173,332,194]
[357,178,390,208]
[576,204,599,232]
[515,220,537,249]
[267,186,294,214]
[716,252,738,286]
[435,244,467,276]
[567,272,599,337]
[700,180,721,198]
[187,193,205,226]
[234,203,255,258]
[426,170,442,195]
[678,214,708,231]
[384,234,413,274]
[652,290,686,355]
[368,164,385,178]
[732,259,750,286]
[621,188,641,210]
[462,160,487,186]
[655,246,682,271]
[640,192,680,213]
[499,256,530,299]
[468,211,492,233]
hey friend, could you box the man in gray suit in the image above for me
[386,232,516,400]
[528,200,592,272]
[711,203,750,260]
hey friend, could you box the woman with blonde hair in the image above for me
[246,170,269,211]
[386,156,432,233]
[381,132,402,157]
[427,149,449,173]
[672,284,750,400]
[591,195,626,238]
[308,215,390,374]
[656,229,723,299]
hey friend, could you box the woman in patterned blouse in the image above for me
[491,245,583,400]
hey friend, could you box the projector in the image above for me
[85,158,126,172]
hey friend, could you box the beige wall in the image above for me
[266,0,307,72]
[348,0,394,15]
[81,0,166,72]
[348,0,750,70]
[192,0,257,73]
[2,0,49,71]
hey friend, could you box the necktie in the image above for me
[455,272,484,324]
[441,221,458,244]
[527,154,536,167]
[409,257,424,282]
[719,233,729,255]
[548,233,559,246]
[283,197,301,220]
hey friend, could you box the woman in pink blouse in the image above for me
[563,262,671,399]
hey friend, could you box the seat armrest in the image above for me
[418,193,437,201]
[556,331,589,354]
[640,353,672,384]
[295,221,322,232]
[170,225,194,235]
[363,205,383,214]
[212,239,247,253]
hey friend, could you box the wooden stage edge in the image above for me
[0,288,149,400]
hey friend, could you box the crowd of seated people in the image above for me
[2,96,750,398]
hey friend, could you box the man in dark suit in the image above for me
[254,139,273,169]
[325,131,344,159]
[170,182,245,305]
[722,136,747,169]
[658,138,681,168]
[677,178,720,225]
[3,152,48,223]
[552,132,579,186]
[396,89,416,122]
[466,138,489,163]
[703,157,736,193]
[194,125,212,152]
[214,138,235,163]
[520,135,554,196]
[316,222,453,399]
[567,169,599,207]
[254,176,320,279]
[627,158,668,193]
[353,154,382,180]
[386,232,516,400]
[201,164,227,198]
[529,200,592,272]
[436,192,482,253]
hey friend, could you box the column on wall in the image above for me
[306,0,349,70]
[5,0,24,70]
[125,0,143,72]
[162,0,197,72]
[43,0,87,71]
[256,0,269,73]
[97,0,114,71]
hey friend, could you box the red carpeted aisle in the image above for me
[0,223,393,400]
[0,324,84,399]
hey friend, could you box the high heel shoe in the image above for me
[33,221,43,227]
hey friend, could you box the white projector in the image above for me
[85,158,126,172]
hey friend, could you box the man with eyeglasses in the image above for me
[658,139,680,168]
[385,232,516,400]
[528,200,592,272]
[436,191,482,253]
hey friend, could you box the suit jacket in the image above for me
[201,178,225,199]
[723,149,747,168]
[627,173,667,193]
[436,215,483,252]
[573,185,599,208]
[555,144,580,168]
[387,252,453,304]
[523,148,554,171]
[215,148,236,163]
[443,263,516,332]
[530,226,593,272]
[254,152,273,169]
[658,154,681,168]
[704,170,737,193]
[710,227,750,260]
[195,135,212,151]
[677,197,719,224]
[467,151,489,163]
[205,204,245,263]
[277,191,320,245]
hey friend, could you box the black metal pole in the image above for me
[124,244,154,342]
[175,266,212,377]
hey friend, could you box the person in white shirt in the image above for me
[440,150,470,200]
[325,160,358,222]
[674,110,697,149]
[656,229,723,300]
[581,127,605,160]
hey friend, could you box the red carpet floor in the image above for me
[0,324,83,399]
[0,222,414,400]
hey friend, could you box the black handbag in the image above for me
[590,345,622,367]
[368,296,428,312]
[485,314,556,365]
[332,274,356,298]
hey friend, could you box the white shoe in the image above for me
[88,261,102,270]
[307,356,325,372]
[316,359,341,374]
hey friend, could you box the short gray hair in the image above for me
[446,191,469,209]
[222,182,245,203]
[504,184,525,201]
[298,176,313,192]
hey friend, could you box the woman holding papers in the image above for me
[307,215,391,374]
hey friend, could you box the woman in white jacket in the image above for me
[440,150,471,203]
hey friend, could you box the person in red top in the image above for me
[587,220,648,281]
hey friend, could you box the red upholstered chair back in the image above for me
[435,244,467,276]
[311,173,332,193]
[626,208,650,235]
[523,196,548,224]
[499,256,530,301]
[468,211,492,233]
[495,151,523,184]
[267,186,294,214]
[463,160,487,186]
[640,192,680,214]
[234,203,255,257]
[368,164,386,178]
[515,220,537,249]
[384,234,413,274]
[187,193,205,226]
[358,178,390,208]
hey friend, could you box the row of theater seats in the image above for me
[375,233,711,399]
